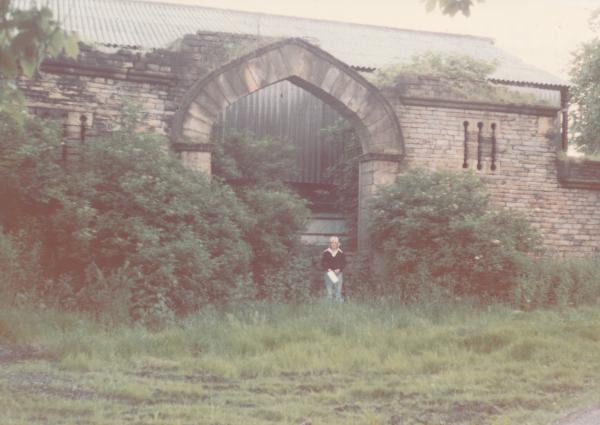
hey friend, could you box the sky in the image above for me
[141,0,600,81]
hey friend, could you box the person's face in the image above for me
[329,239,339,250]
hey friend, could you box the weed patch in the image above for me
[1,302,600,424]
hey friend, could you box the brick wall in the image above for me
[385,77,600,255]
[15,35,600,255]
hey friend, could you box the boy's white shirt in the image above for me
[325,247,343,257]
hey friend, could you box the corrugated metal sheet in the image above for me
[219,80,344,184]
[15,0,567,87]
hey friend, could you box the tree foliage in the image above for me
[423,0,484,17]
[0,0,79,77]
[370,169,540,302]
[570,36,600,154]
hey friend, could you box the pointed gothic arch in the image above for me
[170,38,404,158]
[170,38,404,250]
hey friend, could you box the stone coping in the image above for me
[40,59,178,86]
[399,96,560,117]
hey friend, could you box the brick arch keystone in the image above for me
[170,38,404,157]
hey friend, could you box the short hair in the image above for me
[329,236,339,243]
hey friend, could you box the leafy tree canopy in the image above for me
[0,0,78,77]
[423,0,484,17]
[569,9,600,154]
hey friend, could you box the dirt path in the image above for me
[1,342,598,425]
[0,343,49,364]
[554,404,600,425]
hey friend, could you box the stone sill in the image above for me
[557,158,600,189]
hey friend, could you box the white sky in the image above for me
[140,0,599,81]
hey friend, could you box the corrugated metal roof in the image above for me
[16,0,568,87]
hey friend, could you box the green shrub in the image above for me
[370,169,540,302]
[321,119,361,248]
[369,51,543,105]
[57,131,254,314]
[212,130,310,296]
[513,256,600,309]
[0,92,257,319]
[371,51,497,88]
[0,227,44,303]
[238,184,309,290]
[212,129,299,183]
[262,244,315,303]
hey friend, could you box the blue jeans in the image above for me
[324,272,343,302]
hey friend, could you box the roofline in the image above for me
[126,0,497,44]
[489,78,569,90]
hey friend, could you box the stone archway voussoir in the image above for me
[217,70,248,103]
[339,81,370,113]
[319,67,343,94]
[203,81,230,109]
[279,43,313,80]
[360,104,388,127]
[330,72,355,102]
[186,101,217,124]
[245,49,288,88]
[239,63,260,94]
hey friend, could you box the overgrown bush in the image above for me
[261,245,316,303]
[59,128,253,314]
[513,256,600,309]
[0,91,258,321]
[369,51,543,105]
[212,129,310,297]
[212,129,299,183]
[321,119,361,248]
[0,227,44,304]
[370,169,540,302]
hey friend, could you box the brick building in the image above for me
[14,0,600,254]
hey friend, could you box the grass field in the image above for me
[1,300,600,424]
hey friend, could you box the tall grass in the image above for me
[2,300,600,424]
[3,299,600,377]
